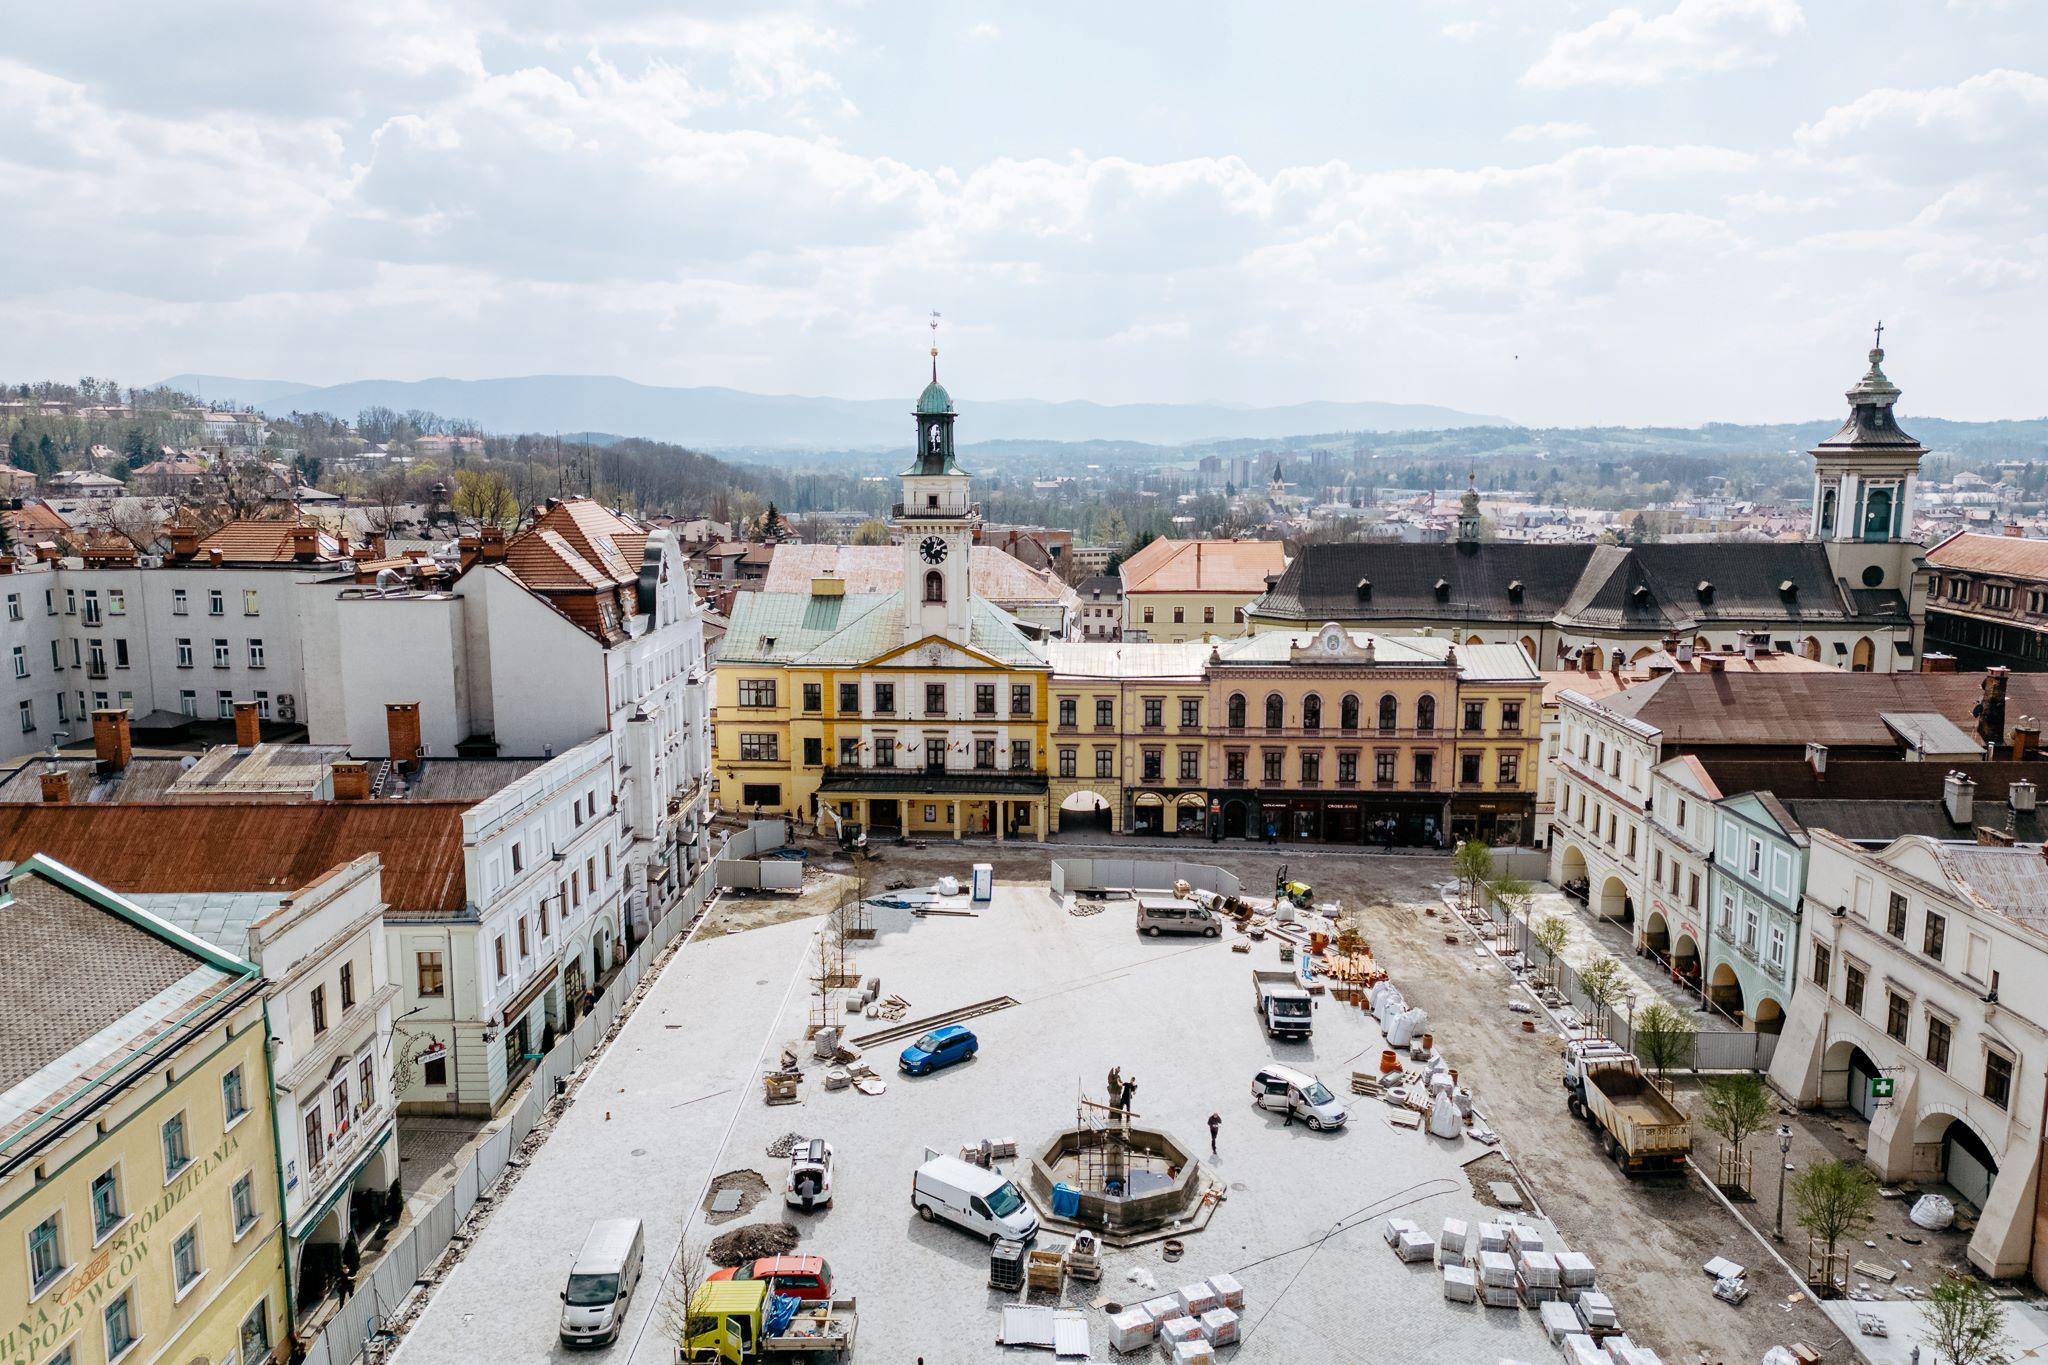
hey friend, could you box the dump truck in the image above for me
[678,1280,858,1363]
[1250,967,1314,1040]
[1562,1040,1690,1174]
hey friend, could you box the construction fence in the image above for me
[713,818,804,892]
[304,863,717,1365]
[1050,858,1243,900]
[1469,891,1779,1075]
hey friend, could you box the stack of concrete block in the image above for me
[1397,1227,1437,1264]
[1556,1250,1596,1297]
[1606,1340,1664,1365]
[1199,1307,1239,1347]
[1478,1250,1519,1308]
[1577,1291,1620,1333]
[1171,1338,1215,1365]
[1562,1334,1614,1365]
[1105,1307,1156,1355]
[1205,1274,1244,1312]
[1538,1300,1581,1342]
[1177,1283,1220,1319]
[1515,1249,1561,1305]
[1478,1222,1508,1254]
[1442,1264,1477,1303]
[1158,1315,1203,1346]
[1383,1217,1420,1248]
[1142,1295,1182,1326]
[1505,1223,1546,1256]
[1440,1218,1470,1268]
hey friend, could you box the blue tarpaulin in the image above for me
[766,1293,801,1335]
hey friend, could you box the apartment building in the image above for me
[1120,538,1288,643]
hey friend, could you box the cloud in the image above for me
[1522,0,1805,89]
[1507,121,1596,144]
[1795,68,2048,184]
[1442,20,1486,41]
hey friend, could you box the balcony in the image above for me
[892,501,982,520]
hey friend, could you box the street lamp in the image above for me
[1773,1124,1794,1242]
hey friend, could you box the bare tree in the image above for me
[1924,1272,2012,1365]
[658,1237,710,1357]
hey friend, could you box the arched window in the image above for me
[1415,696,1435,733]
[1339,694,1360,731]
[1801,637,1821,661]
[1851,637,1875,672]
[923,570,945,604]
[1819,486,1837,535]
[1378,694,1398,732]
[1302,694,1322,731]
[1264,694,1284,731]
[1227,693,1246,729]
[1518,636,1536,661]
[1584,646,1606,673]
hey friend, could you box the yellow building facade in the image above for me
[0,856,287,1365]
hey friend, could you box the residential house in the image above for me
[1076,576,1121,641]
[1922,531,2048,671]
[1120,538,1289,642]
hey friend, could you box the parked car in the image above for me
[786,1138,834,1210]
[558,1217,644,1347]
[706,1254,835,1302]
[910,1153,1039,1244]
[899,1025,978,1075]
[1251,1065,1348,1130]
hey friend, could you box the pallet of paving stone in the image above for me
[1478,1221,1508,1253]
[1441,1218,1468,1255]
[1516,1250,1560,1288]
[1607,1339,1665,1365]
[1576,1291,1620,1331]
[1482,1283,1522,1309]
[1556,1250,1596,1288]
[1442,1264,1478,1303]
[1505,1223,1545,1256]
[1478,1251,1517,1288]
[1517,1276,1560,1307]
[1538,1299,1581,1341]
[1383,1217,1420,1248]
[1562,1333,1615,1365]
[1397,1229,1437,1264]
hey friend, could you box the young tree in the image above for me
[1700,1073,1774,1172]
[849,518,890,546]
[1793,1157,1877,1289]
[1576,954,1627,1036]
[659,1238,710,1357]
[1923,1272,2011,1365]
[1631,1001,1695,1077]
[1451,839,1494,910]
[1532,914,1570,987]
[452,468,520,532]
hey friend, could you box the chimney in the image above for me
[1806,742,1828,776]
[330,760,371,801]
[290,526,319,562]
[1701,654,1725,674]
[92,708,131,772]
[1675,637,1695,662]
[1921,652,1959,673]
[2012,717,2040,763]
[480,526,508,561]
[337,533,351,560]
[2011,779,2037,814]
[233,701,261,751]
[1944,770,1977,826]
[168,523,199,560]
[385,702,422,772]
[38,770,69,804]
[369,532,388,560]
[208,548,223,567]
[1742,631,1763,661]
[2006,523,2025,538]
[811,574,844,599]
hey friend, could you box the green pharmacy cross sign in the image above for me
[1870,1076,1896,1099]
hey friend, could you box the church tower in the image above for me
[1810,326,1926,546]
[898,328,977,646]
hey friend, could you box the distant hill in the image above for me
[156,373,1505,448]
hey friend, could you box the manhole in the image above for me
[755,979,769,985]
[1229,1182,1249,1192]
[631,1148,648,1157]
[711,1189,743,1214]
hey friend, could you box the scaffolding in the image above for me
[1075,1095,1132,1200]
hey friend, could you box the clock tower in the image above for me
[899,339,978,646]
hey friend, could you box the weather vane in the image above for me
[929,310,942,379]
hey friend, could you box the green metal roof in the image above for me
[916,379,954,415]
[719,590,1047,668]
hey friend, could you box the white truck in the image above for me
[1250,968,1313,1040]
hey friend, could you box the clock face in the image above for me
[920,536,949,565]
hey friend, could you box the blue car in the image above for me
[899,1025,978,1075]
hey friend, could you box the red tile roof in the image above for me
[0,802,471,914]
[1925,531,2048,581]
[1121,539,1288,595]
[193,520,340,564]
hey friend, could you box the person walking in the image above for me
[1207,1111,1221,1156]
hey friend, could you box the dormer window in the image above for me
[1433,578,1449,601]
[1507,580,1523,603]
[1356,578,1371,602]
[1779,580,1797,599]
[1631,585,1649,605]
[1696,580,1714,604]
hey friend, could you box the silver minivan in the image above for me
[1136,897,1220,938]
[559,1217,645,1347]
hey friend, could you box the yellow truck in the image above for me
[1563,1040,1691,1175]
[679,1280,859,1363]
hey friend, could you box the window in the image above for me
[874,737,896,768]
[1172,607,1184,624]
[92,1169,124,1240]
[1460,752,1481,785]
[114,639,129,669]
[1096,698,1114,728]
[3,593,16,622]
[1986,1050,2014,1110]
[173,588,188,614]
[511,842,525,874]
[1885,990,1910,1043]
[801,736,823,766]
[1141,749,1161,781]
[1227,694,1246,728]
[1142,606,1154,623]
[222,1066,249,1124]
[1340,695,1359,730]
[1263,750,1283,781]
[836,682,856,712]
[873,683,894,714]
[1925,1014,1952,1071]
[212,638,230,668]
[310,985,327,1034]
[162,1112,190,1179]
[1414,752,1434,786]
[1203,606,1215,624]
[800,683,821,713]
[10,646,22,679]
[360,1053,376,1111]
[87,640,105,675]
[1012,740,1032,769]
[178,690,196,717]
[1378,695,1397,731]
[1338,751,1358,783]
[926,683,946,715]
[1143,698,1163,727]
[303,1105,325,1167]
[208,589,224,616]
[1059,698,1077,727]
[1415,696,1435,732]
[1095,748,1114,778]
[835,736,856,765]
[216,691,233,720]
[1179,749,1200,781]
[14,701,27,735]
[738,733,778,762]
[417,948,445,998]
[1923,910,1946,961]
[423,1051,448,1087]
[1463,701,1485,733]
[1767,924,1787,971]
[339,962,356,1012]
[923,570,944,603]
[975,684,996,715]
[330,1076,349,1135]
[1302,695,1321,730]
[1226,750,1245,782]
[517,917,531,957]
[737,679,776,708]
[975,740,996,770]
[173,1225,201,1292]
[82,591,100,626]
[1498,753,1520,785]
[64,589,75,615]
[1301,752,1320,783]
[243,588,260,616]
[232,1174,257,1234]
[104,1288,136,1359]
[1376,751,1397,783]
[1986,584,2014,610]
[1500,701,1522,733]
[28,1213,63,1292]
[1059,748,1077,777]
[49,640,61,672]
[1811,941,1831,989]
[1844,962,1866,1013]
[240,1301,272,1363]
[1012,684,1032,716]
[1886,892,1907,939]
[1264,694,1283,730]
[176,638,193,668]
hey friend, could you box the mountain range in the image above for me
[158,374,1504,449]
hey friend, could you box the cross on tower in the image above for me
[929,310,941,380]
[1873,320,1884,350]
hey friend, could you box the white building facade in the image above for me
[1548,688,1660,936]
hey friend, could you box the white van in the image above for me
[1251,1065,1349,1131]
[910,1153,1040,1244]
[1136,897,1220,938]
[559,1217,645,1347]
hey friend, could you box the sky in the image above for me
[2,0,2046,427]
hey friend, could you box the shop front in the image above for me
[1448,793,1533,847]
[1209,790,1449,846]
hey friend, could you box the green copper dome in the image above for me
[916,379,954,415]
